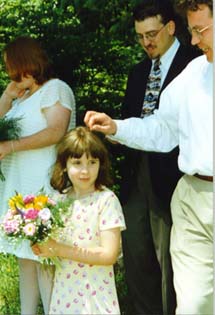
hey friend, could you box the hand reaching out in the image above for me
[84,111,117,135]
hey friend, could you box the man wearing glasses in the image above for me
[85,0,213,314]
[110,1,199,315]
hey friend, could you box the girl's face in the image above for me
[66,153,100,197]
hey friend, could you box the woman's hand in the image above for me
[32,239,59,257]
[4,81,26,100]
[0,82,26,117]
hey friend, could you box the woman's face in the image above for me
[14,74,37,90]
[8,73,40,95]
[4,53,39,91]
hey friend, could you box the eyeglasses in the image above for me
[187,23,213,39]
[135,24,167,42]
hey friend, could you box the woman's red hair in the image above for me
[4,36,54,84]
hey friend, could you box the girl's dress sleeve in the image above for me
[99,189,126,232]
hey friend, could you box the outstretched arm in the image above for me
[32,227,121,266]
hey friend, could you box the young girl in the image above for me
[32,126,126,315]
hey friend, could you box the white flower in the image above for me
[38,208,51,221]
[23,223,36,236]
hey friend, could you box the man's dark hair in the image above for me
[132,0,193,44]
[175,0,213,17]
[133,0,176,24]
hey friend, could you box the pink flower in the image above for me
[23,195,35,204]
[47,198,56,206]
[24,209,39,220]
[78,291,84,297]
[3,218,20,234]
[3,210,14,221]
[23,223,36,236]
[78,263,84,268]
[66,273,71,279]
[38,208,51,221]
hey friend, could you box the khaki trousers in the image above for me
[170,175,213,314]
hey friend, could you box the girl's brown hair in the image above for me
[4,36,54,84]
[51,126,113,192]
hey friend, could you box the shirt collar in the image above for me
[159,37,180,72]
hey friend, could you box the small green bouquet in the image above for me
[0,116,22,181]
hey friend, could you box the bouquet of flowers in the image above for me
[1,190,72,266]
[0,116,22,181]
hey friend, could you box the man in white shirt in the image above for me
[84,1,213,314]
[111,1,200,314]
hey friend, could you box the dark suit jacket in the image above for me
[119,44,201,206]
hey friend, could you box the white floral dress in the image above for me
[0,78,76,259]
[49,187,126,315]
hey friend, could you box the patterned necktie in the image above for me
[141,58,161,118]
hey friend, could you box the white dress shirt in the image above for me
[109,55,213,176]
[159,37,180,86]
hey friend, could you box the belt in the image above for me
[194,174,213,182]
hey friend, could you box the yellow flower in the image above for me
[8,193,24,210]
[25,203,35,209]
[33,195,48,210]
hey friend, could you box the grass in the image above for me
[0,254,130,315]
[0,254,20,314]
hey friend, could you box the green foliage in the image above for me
[0,116,22,140]
[0,116,22,180]
[0,254,20,315]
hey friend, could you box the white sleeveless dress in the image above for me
[0,78,76,260]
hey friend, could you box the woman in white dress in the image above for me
[0,36,76,314]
